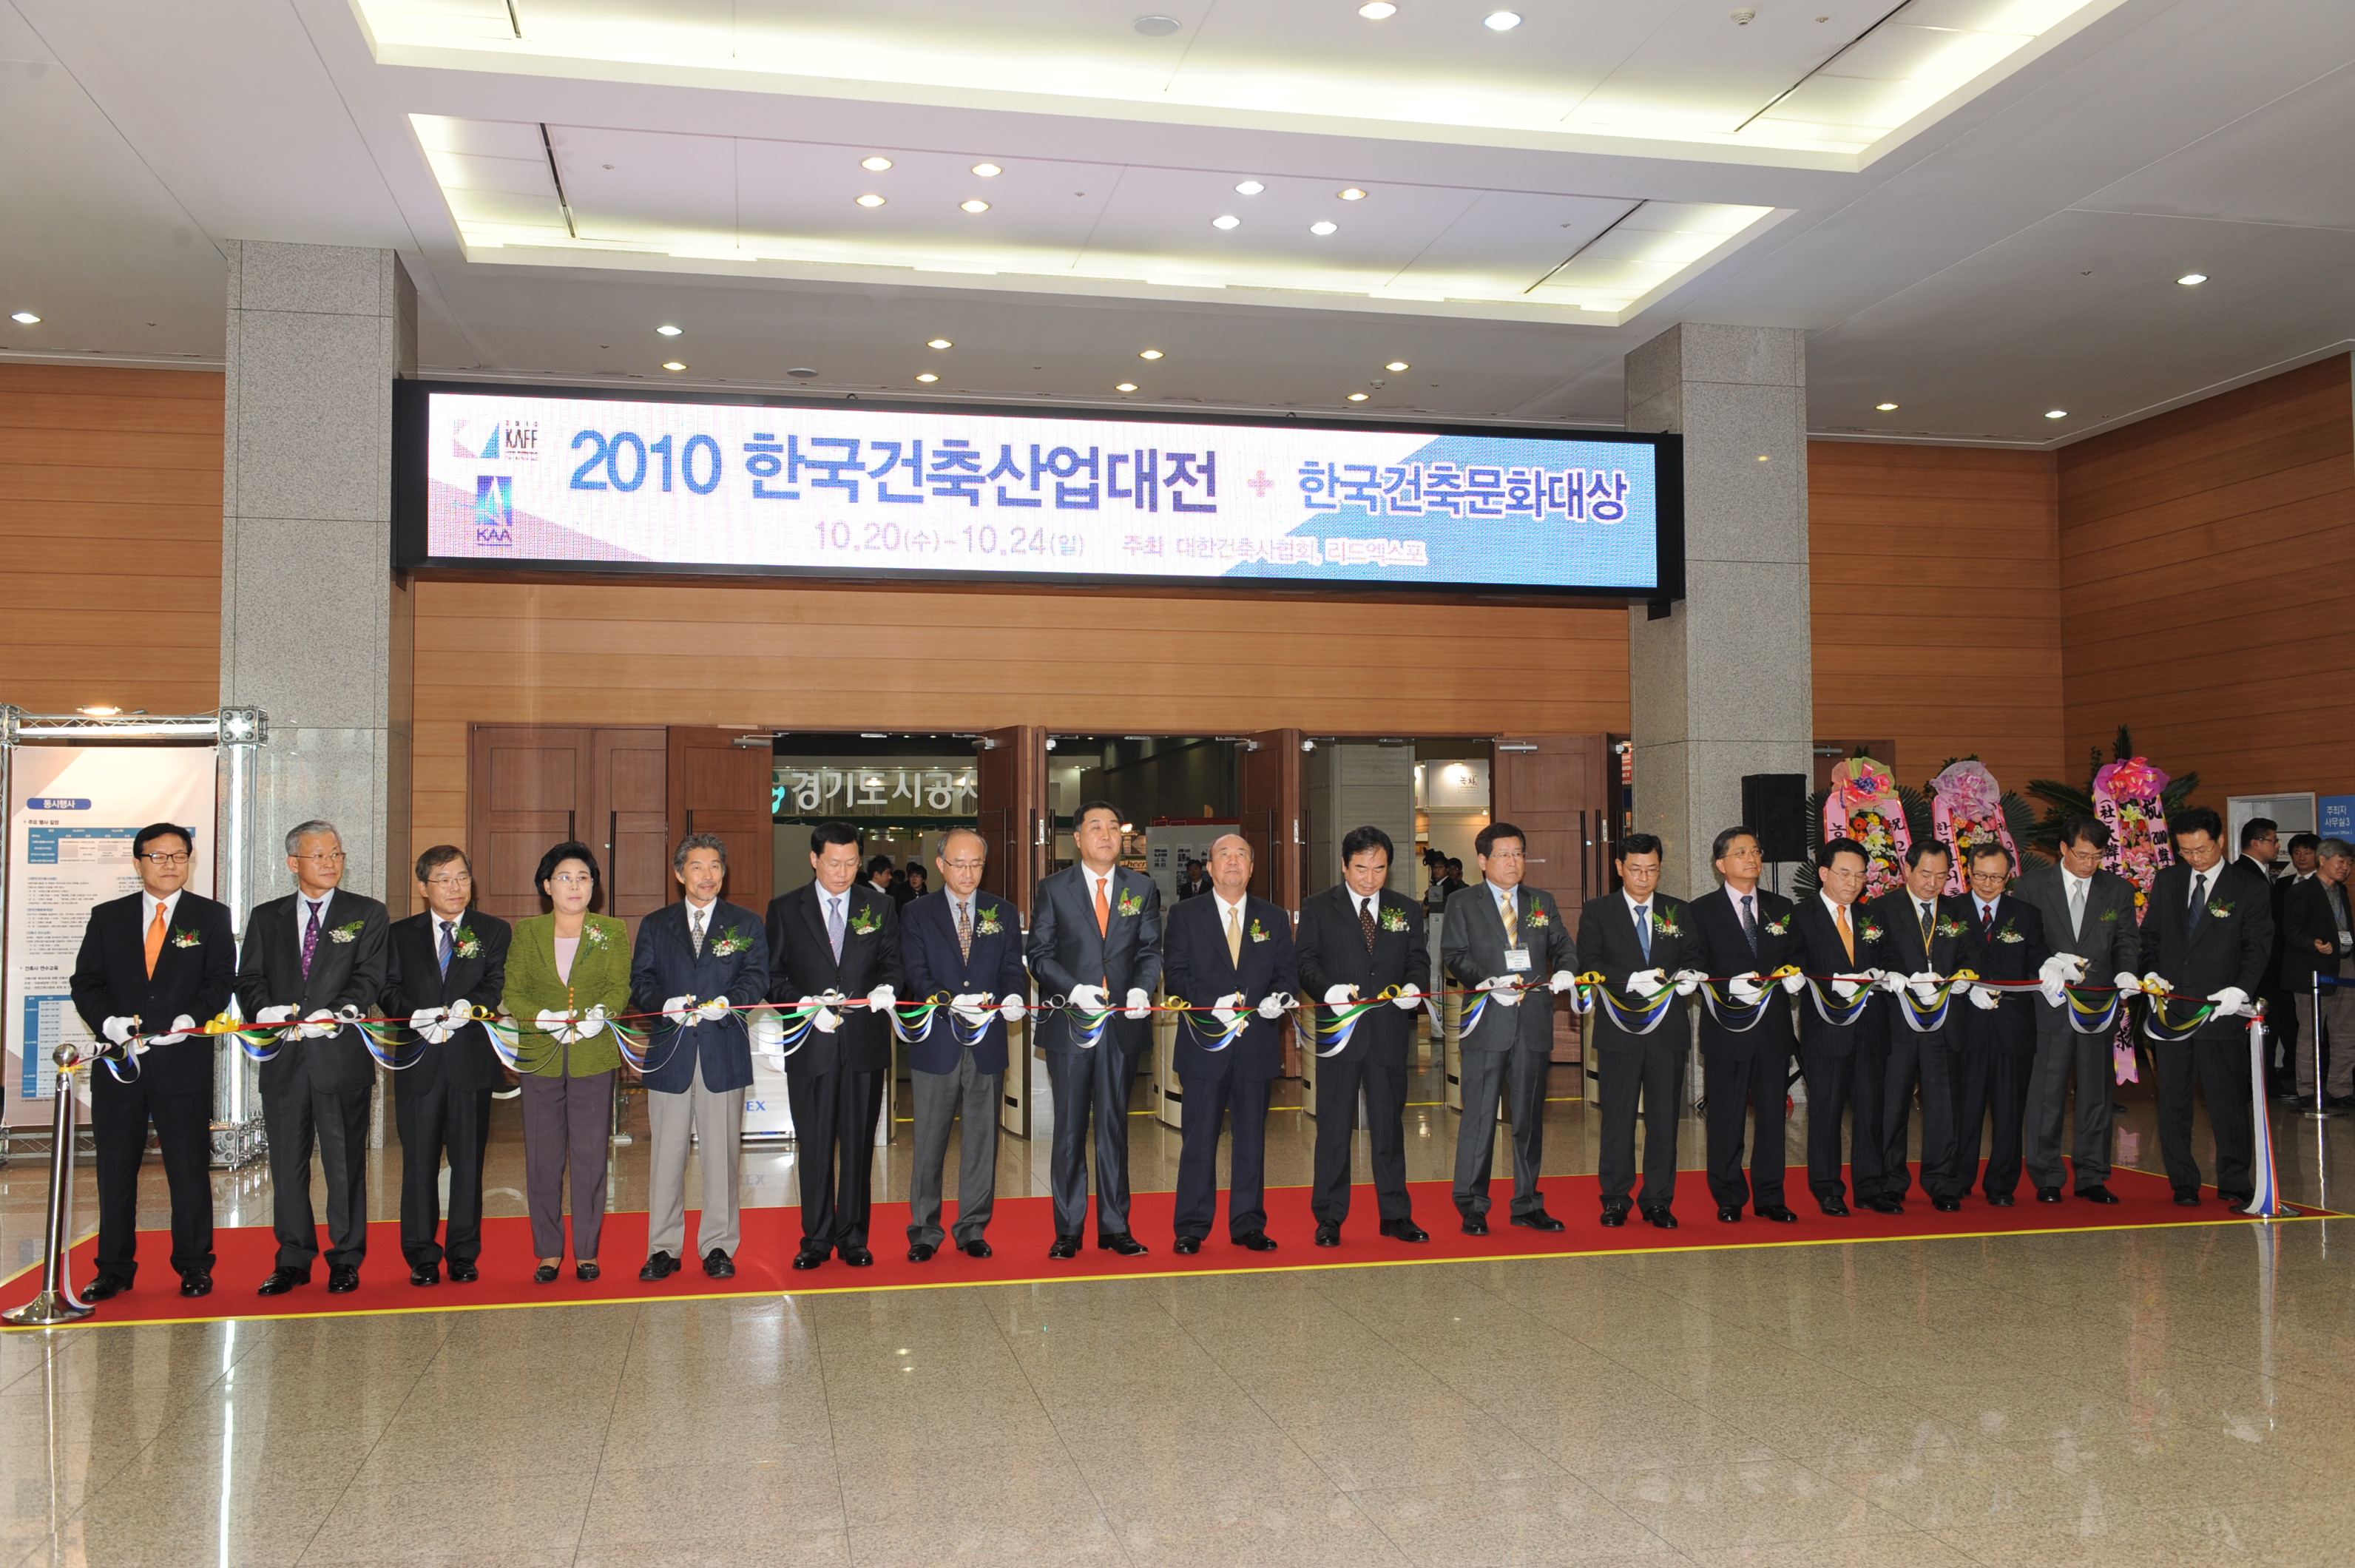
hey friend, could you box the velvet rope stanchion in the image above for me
[2,1047,95,1326]
[2243,1001,2291,1220]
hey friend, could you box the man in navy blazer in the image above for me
[68,822,235,1300]
[1163,833,1299,1253]
[899,826,1030,1261]
[630,832,771,1281]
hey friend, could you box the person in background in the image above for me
[868,855,896,899]
[2234,817,2280,885]
[69,822,235,1302]
[897,862,929,908]
[2282,837,2355,1114]
[2287,834,2321,881]
[1177,859,1213,900]
[503,841,632,1283]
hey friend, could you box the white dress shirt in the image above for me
[140,888,186,931]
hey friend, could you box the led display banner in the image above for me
[395,383,1680,598]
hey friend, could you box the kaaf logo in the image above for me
[452,419,540,462]
[473,475,513,546]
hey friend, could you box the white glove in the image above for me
[1549,969,1578,995]
[1068,982,1109,1013]
[534,1008,570,1041]
[1671,969,1706,997]
[1908,971,1944,1004]
[1729,973,1764,1005]
[575,1004,609,1040]
[409,1006,454,1044]
[1214,991,1246,1029]
[951,992,990,1025]
[866,984,896,1015]
[445,998,476,1026]
[750,1008,785,1066]
[1255,993,1287,1021]
[1831,976,1866,1002]
[695,996,731,1024]
[1123,987,1152,1020]
[155,1014,196,1045]
[101,1016,138,1046]
[2112,972,2141,996]
[1968,984,2002,1011]
[1393,984,1423,1010]
[2208,987,2251,1018]
[1324,983,1360,1006]
[663,993,697,1027]
[999,994,1027,1024]
[813,1004,841,1034]
[1626,967,1666,999]
[335,1004,362,1024]
[1486,976,1524,1007]
[299,1009,339,1040]
[1780,970,1808,995]
[256,1004,297,1027]
[2140,973,2173,998]
[1874,970,1906,995]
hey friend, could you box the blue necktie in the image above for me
[1636,903,1651,962]
[437,919,454,976]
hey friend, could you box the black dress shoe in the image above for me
[1510,1209,1567,1232]
[2035,1186,2064,1203]
[410,1263,439,1287]
[838,1247,874,1268]
[2078,1185,2120,1205]
[1098,1233,1149,1257]
[447,1260,479,1283]
[1380,1220,1430,1243]
[1047,1234,1081,1260]
[1863,1196,1905,1216]
[1234,1231,1277,1251]
[1598,1207,1628,1229]
[961,1238,993,1259]
[2173,1189,2203,1207]
[534,1263,560,1284]
[1314,1222,1342,1247]
[1716,1206,1744,1224]
[576,1262,600,1282]
[1932,1196,1962,1213]
[1460,1214,1490,1236]
[257,1268,308,1297]
[179,1272,213,1298]
[81,1275,132,1302]
[1985,1193,2016,1208]
[1757,1205,1799,1223]
[639,1251,679,1282]
[1819,1199,1851,1217]
[1172,1235,1203,1254]
[703,1248,737,1278]
[908,1242,938,1263]
[326,1266,359,1294]
[2219,1194,2254,1211]
[791,1248,828,1270]
[1641,1207,1678,1230]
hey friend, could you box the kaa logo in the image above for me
[473,475,514,545]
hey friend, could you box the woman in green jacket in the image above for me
[503,840,631,1283]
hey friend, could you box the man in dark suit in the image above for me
[2282,837,2354,1111]
[235,819,391,1296]
[632,831,771,1280]
[1868,842,1987,1212]
[1951,844,2048,1205]
[1577,831,1697,1228]
[69,822,234,1301]
[899,826,1028,1261]
[767,821,901,1269]
[1794,837,1891,1216]
[1686,826,1802,1226]
[1163,833,1298,1252]
[1027,799,1162,1257]
[1442,820,1580,1234]
[1176,859,1212,901]
[2129,806,2273,1207]
[1297,825,1430,1246]
[2014,814,2141,1202]
[382,845,511,1286]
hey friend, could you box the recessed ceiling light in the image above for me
[927,338,952,349]
[1348,393,1370,402]
[1875,402,1898,410]
[1212,214,1241,230]
[1359,1,1398,16]
[916,373,939,383]
[1483,10,1521,30]
[972,162,1002,178]
[1139,349,1164,360]
[1116,382,1138,393]
[1235,180,1265,195]
[861,155,893,172]
[1310,220,1338,235]
[1133,14,1180,36]
[1337,188,1367,201]
[960,199,991,214]
[1756,454,1771,462]
[656,324,683,337]
[2044,409,2068,419]
[9,311,38,324]
[2177,272,2207,285]
[787,367,820,379]
[1385,361,1409,372]
[662,361,687,372]
[856,193,886,208]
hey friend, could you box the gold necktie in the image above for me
[1226,904,1243,966]
[1836,903,1856,963]
[1501,893,1518,945]
[144,902,167,979]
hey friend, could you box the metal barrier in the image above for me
[2,1047,94,1327]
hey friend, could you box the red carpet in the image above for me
[4,1165,2327,1329]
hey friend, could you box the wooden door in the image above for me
[1490,734,1614,1062]
[597,729,671,930]
[469,726,589,922]
[1238,729,1303,908]
[666,727,775,913]
[973,724,1047,916]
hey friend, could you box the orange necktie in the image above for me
[144,902,167,978]
[1094,875,1110,936]
[1835,902,1855,964]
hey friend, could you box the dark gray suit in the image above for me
[1442,879,1576,1220]
[2013,863,2139,1192]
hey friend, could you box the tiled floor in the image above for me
[4,1052,2349,1566]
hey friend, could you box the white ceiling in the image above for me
[0,0,2351,445]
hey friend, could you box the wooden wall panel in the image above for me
[0,365,223,715]
[1807,440,2064,792]
[2058,355,2355,803]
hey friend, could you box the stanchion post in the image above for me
[3,1048,95,1327]
[2305,972,2328,1122]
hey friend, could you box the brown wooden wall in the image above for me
[2058,355,2355,803]
[0,365,223,715]
[1808,439,2065,793]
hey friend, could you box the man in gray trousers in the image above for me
[2014,813,2141,1204]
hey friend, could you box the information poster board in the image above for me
[5,745,216,1123]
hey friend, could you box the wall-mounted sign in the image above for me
[774,760,978,819]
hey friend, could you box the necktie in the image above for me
[828,897,845,962]
[1500,892,1518,946]
[438,919,455,976]
[144,902,167,979]
[1836,902,1855,964]
[1918,900,1933,950]
[1360,897,1379,952]
[1740,895,1758,959]
[2068,876,2085,938]
[957,899,973,962]
[300,899,322,978]
[1635,902,1652,962]
[1226,903,1243,966]
[1094,876,1110,937]
[692,905,707,958]
[2187,873,2207,936]
[1981,902,1995,938]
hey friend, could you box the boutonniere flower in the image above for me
[1859,922,1885,943]
[1652,911,1682,939]
[1247,918,1271,943]
[328,919,364,944]
[850,905,883,936]
[2206,899,2234,919]
[584,923,613,949]
[452,927,482,960]
[1524,907,1551,929]
[1117,888,1144,919]
[2099,907,2120,923]
[1763,916,1791,936]
[1379,908,1409,933]
[1934,917,1969,939]
[708,925,751,957]
[169,927,203,948]
[1996,921,2024,944]
[976,907,1004,937]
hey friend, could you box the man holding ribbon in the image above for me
[1442,821,1580,1235]
[1296,825,1429,1247]
[1686,826,1802,1226]
[1793,837,1892,1216]
[235,820,390,1296]
[2015,814,2139,1203]
[1579,832,1700,1229]
[1163,832,1298,1254]
[767,821,901,1270]
[1951,843,2047,1206]
[899,825,1028,1262]
[69,821,235,1301]
[383,845,511,1286]
[1868,842,1987,1212]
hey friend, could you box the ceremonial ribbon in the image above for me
[1695,964,1804,1033]
[1179,1001,1251,1053]
[1311,987,1402,1058]
[1584,971,1683,1036]
[1891,970,1979,1035]
[1803,977,1879,1029]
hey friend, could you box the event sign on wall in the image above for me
[395,382,1680,597]
[5,746,215,1124]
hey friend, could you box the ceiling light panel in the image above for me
[365,1,2127,170]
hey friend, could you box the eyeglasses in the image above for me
[940,859,985,871]
[137,852,191,866]
[549,873,595,887]
[425,873,473,888]
[295,851,346,864]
